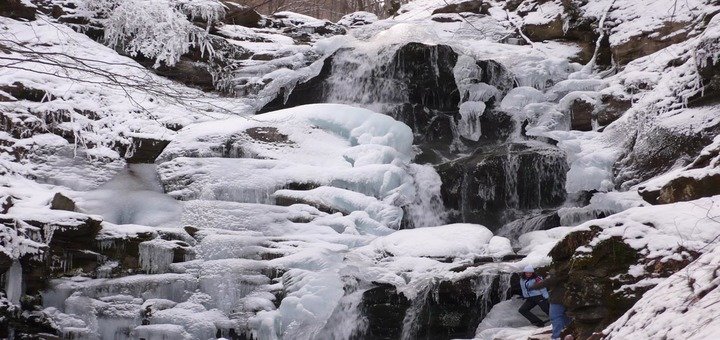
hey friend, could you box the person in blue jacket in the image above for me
[518,265,550,327]
[531,268,572,340]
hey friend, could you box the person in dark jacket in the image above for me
[518,265,549,327]
[531,269,571,340]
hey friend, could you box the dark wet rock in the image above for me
[0,0,36,21]
[474,59,517,99]
[437,142,568,230]
[1,196,14,214]
[408,275,512,339]
[568,97,594,131]
[431,14,463,23]
[497,210,561,241]
[432,0,490,15]
[690,31,720,106]
[597,94,631,126]
[97,229,158,277]
[639,173,720,205]
[0,82,48,102]
[125,137,171,164]
[337,11,378,27]
[50,192,76,211]
[1,213,103,294]
[274,194,341,215]
[359,273,512,340]
[267,12,347,37]
[360,284,411,339]
[257,56,333,114]
[245,127,293,144]
[0,298,59,339]
[221,2,262,27]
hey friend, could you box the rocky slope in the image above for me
[0,0,719,339]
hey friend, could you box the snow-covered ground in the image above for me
[1,0,720,339]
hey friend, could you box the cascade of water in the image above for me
[315,278,369,339]
[324,46,407,113]
[138,239,176,274]
[405,164,448,228]
[497,211,559,243]
[400,284,432,340]
[4,261,23,305]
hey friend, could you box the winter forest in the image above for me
[1,0,719,339]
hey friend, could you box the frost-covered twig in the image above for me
[79,0,225,68]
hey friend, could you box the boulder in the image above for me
[614,122,720,189]
[50,192,76,211]
[125,137,171,164]
[542,205,712,340]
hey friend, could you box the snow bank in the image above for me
[359,223,493,259]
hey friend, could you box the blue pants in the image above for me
[549,303,570,339]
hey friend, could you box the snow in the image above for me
[159,103,414,165]
[273,186,404,229]
[81,0,225,67]
[3,1,720,339]
[475,298,548,338]
[76,165,181,226]
[359,223,493,259]
[604,243,720,340]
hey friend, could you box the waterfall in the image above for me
[4,261,23,305]
[316,279,369,339]
[394,271,515,339]
[324,46,407,114]
[404,164,448,228]
[400,284,432,340]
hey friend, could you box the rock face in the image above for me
[691,27,720,106]
[614,123,720,188]
[611,21,695,66]
[640,173,720,205]
[437,142,568,230]
[360,285,411,339]
[596,94,631,126]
